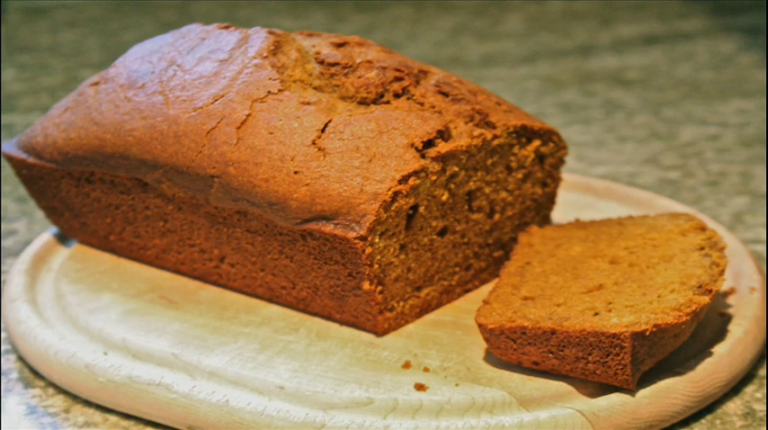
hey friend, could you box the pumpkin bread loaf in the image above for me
[476,213,727,389]
[3,24,567,335]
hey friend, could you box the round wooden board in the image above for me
[3,174,765,430]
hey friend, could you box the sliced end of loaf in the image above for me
[366,125,566,334]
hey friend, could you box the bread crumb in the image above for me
[721,287,737,298]
[749,287,758,295]
[414,383,428,392]
[422,366,430,373]
[455,383,460,387]
[401,360,412,370]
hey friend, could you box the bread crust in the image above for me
[4,24,567,335]
[14,23,556,236]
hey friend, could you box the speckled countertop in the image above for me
[1,2,765,429]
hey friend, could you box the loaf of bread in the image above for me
[3,24,567,335]
[476,213,727,389]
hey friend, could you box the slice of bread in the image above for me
[475,213,727,389]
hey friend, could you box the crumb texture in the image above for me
[476,213,728,389]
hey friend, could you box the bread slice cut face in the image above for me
[476,213,728,389]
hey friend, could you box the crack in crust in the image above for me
[14,22,564,240]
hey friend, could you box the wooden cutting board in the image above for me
[3,174,765,430]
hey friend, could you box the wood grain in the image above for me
[3,174,765,430]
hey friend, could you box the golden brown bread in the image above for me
[3,24,567,335]
[476,213,728,389]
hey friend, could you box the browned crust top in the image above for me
[14,24,558,237]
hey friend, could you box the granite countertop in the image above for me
[1,2,765,429]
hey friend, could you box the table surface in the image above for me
[1,2,765,429]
